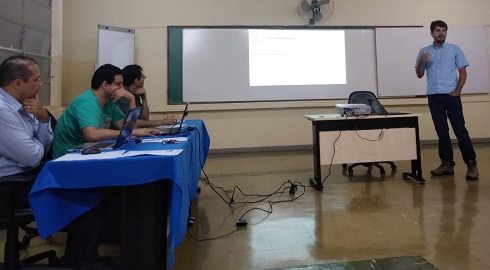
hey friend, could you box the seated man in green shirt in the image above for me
[117,64,177,127]
[52,64,162,269]
[53,64,161,158]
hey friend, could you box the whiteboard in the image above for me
[97,25,135,69]
[169,27,377,103]
[376,27,489,97]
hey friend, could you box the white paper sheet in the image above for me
[119,149,183,157]
[53,150,125,161]
[140,137,188,143]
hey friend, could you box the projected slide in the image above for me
[249,29,346,86]
[181,28,376,102]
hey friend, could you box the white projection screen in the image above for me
[248,29,346,86]
[180,27,376,103]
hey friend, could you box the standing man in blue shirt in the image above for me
[415,20,478,180]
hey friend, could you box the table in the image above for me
[29,119,210,269]
[304,114,424,190]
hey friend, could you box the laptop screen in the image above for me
[367,98,388,115]
[113,107,142,149]
[170,102,189,135]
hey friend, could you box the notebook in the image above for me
[156,103,189,135]
[367,98,410,115]
[68,107,142,152]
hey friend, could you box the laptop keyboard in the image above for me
[156,124,187,135]
[89,142,114,149]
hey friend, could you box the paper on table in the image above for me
[120,149,183,157]
[52,150,125,162]
[141,137,188,143]
[170,137,188,142]
[304,114,342,119]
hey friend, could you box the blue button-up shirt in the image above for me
[0,88,52,177]
[415,42,469,95]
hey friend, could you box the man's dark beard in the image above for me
[434,36,445,45]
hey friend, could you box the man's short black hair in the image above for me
[430,20,448,33]
[91,64,122,89]
[0,55,38,87]
[122,64,143,87]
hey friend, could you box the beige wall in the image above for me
[53,0,490,150]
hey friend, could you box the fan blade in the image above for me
[300,0,311,12]
[313,11,323,21]
[317,0,330,6]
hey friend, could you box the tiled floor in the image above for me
[268,256,438,269]
[2,143,490,269]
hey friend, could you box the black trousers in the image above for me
[62,187,122,263]
[63,200,104,262]
[428,94,476,163]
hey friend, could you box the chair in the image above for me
[16,109,58,251]
[0,110,69,270]
[342,91,397,176]
[41,109,57,162]
[0,173,66,270]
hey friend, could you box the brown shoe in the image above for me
[430,161,454,176]
[466,160,479,180]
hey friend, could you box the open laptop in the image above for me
[367,98,410,115]
[68,107,142,152]
[156,103,189,135]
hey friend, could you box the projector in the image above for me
[335,104,371,116]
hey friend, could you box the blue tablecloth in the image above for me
[29,119,210,268]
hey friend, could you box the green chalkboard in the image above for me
[168,27,184,104]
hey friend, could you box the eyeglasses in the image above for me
[111,81,123,87]
[140,75,147,80]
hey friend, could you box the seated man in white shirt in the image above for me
[0,55,52,208]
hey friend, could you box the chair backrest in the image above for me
[0,181,15,229]
[41,109,57,162]
[0,174,35,229]
[348,91,378,105]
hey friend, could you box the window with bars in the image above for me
[0,0,52,105]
